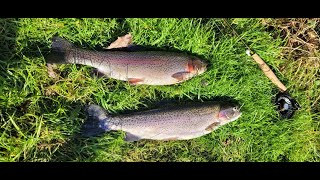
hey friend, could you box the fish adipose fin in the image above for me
[124,132,141,142]
[81,104,110,137]
[46,37,74,64]
[172,72,190,81]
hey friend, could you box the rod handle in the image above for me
[251,53,287,92]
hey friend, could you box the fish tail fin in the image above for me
[81,104,112,137]
[46,37,74,64]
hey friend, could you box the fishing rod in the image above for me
[220,19,300,119]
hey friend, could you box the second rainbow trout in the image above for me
[46,37,207,85]
[81,101,241,141]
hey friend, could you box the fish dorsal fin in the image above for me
[124,132,141,142]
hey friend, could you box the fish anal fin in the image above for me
[205,122,220,131]
[128,78,144,85]
[172,72,190,81]
[125,132,141,142]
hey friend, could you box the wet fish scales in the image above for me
[81,101,242,141]
[46,37,207,85]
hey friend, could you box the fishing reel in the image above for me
[274,91,301,119]
[221,20,302,119]
[245,49,301,119]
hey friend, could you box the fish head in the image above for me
[217,104,242,125]
[188,58,207,75]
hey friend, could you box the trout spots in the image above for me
[128,78,144,85]
[205,122,220,131]
[170,60,194,82]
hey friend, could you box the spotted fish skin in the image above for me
[46,37,207,85]
[82,102,242,141]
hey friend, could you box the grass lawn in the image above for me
[0,18,319,162]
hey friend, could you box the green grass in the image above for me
[0,18,319,162]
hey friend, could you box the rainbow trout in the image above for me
[81,101,241,141]
[46,37,207,85]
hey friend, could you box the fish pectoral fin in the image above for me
[205,122,221,131]
[128,78,144,85]
[172,72,191,81]
[124,132,141,142]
